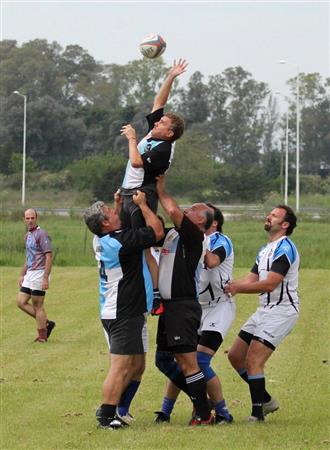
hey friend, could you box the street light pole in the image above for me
[279,61,300,212]
[295,68,300,212]
[284,109,289,205]
[275,91,289,205]
[13,91,27,205]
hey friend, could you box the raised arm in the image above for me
[120,124,143,168]
[132,190,164,241]
[156,175,184,228]
[113,189,123,215]
[152,59,188,112]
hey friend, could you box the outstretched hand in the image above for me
[169,59,188,78]
[120,124,136,141]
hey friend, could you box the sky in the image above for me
[1,0,329,111]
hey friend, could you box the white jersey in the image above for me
[198,232,234,306]
[255,236,300,309]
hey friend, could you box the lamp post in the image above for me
[13,91,27,205]
[279,61,300,212]
[275,91,289,205]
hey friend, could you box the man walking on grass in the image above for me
[225,205,299,422]
[17,208,55,343]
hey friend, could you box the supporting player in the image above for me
[225,205,299,422]
[155,205,235,424]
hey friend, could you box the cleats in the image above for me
[189,413,214,426]
[34,337,47,343]
[154,411,170,423]
[46,321,56,339]
[97,414,129,430]
[248,415,265,422]
[215,413,234,424]
[118,412,134,424]
[263,398,279,416]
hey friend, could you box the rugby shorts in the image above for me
[103,317,148,353]
[199,297,236,338]
[101,314,145,355]
[20,269,48,295]
[156,299,202,353]
[241,305,299,349]
[120,187,158,229]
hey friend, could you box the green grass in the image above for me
[1,267,329,449]
[1,215,329,268]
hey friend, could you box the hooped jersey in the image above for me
[198,232,234,306]
[92,227,156,320]
[252,236,300,309]
[121,108,175,189]
[25,226,52,270]
[158,216,205,301]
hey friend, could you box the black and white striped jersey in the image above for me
[158,216,205,301]
[121,108,175,190]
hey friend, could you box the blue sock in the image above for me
[117,380,140,416]
[161,396,176,417]
[215,399,231,419]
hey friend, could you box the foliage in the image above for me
[0,39,329,201]
[68,151,126,201]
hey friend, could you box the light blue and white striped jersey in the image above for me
[255,236,300,309]
[199,232,234,305]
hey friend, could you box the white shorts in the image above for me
[21,270,47,292]
[198,298,236,338]
[241,305,299,349]
[103,319,148,353]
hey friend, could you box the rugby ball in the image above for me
[140,34,166,59]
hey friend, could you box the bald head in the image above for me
[24,208,38,231]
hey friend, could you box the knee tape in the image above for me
[197,351,216,381]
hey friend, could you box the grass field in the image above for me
[1,267,329,450]
[1,215,329,268]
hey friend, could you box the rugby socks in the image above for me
[247,374,265,420]
[161,396,176,417]
[185,371,210,420]
[96,403,116,425]
[37,327,47,342]
[215,399,231,421]
[117,380,140,417]
[238,368,272,403]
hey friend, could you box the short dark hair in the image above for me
[206,203,224,233]
[83,201,107,235]
[276,204,297,235]
[165,112,185,141]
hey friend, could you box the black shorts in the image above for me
[120,187,158,229]
[156,299,202,353]
[20,286,45,297]
[101,315,145,355]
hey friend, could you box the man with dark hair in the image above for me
[17,208,55,343]
[84,191,164,430]
[120,59,187,230]
[154,204,235,424]
[154,175,214,426]
[225,205,299,422]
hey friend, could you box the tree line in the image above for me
[0,39,329,202]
